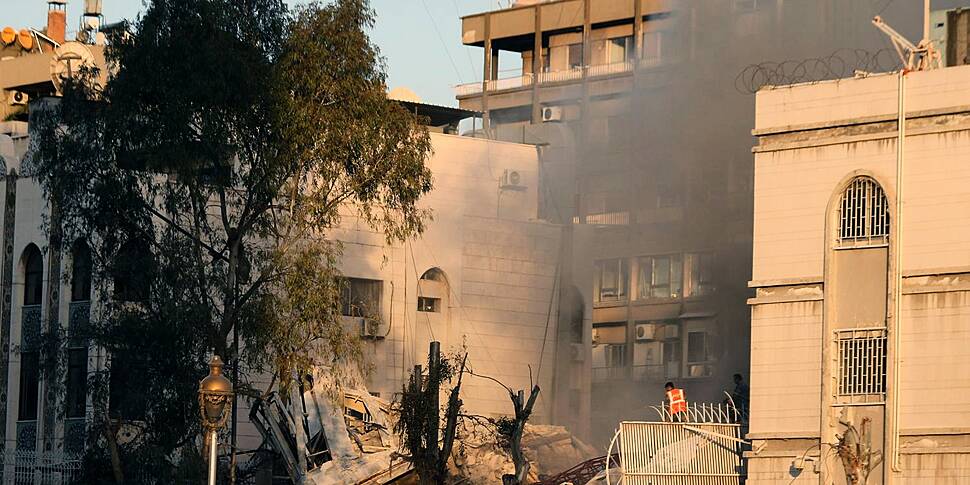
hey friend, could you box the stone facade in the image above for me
[749,65,970,484]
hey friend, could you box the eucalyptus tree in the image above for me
[27,0,432,480]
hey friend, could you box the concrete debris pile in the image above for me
[250,369,412,485]
[452,421,597,484]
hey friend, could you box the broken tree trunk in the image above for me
[504,385,540,485]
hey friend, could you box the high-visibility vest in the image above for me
[666,388,687,414]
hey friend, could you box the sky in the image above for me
[2,0,512,107]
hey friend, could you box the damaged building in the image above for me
[452,0,935,446]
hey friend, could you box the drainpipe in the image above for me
[890,68,906,475]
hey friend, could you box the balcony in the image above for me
[454,60,637,97]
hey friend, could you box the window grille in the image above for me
[838,178,889,246]
[836,328,887,402]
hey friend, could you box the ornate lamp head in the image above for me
[198,355,233,431]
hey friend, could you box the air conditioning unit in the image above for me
[570,343,584,362]
[500,169,525,190]
[541,106,562,122]
[635,323,658,341]
[9,90,28,106]
[663,324,680,340]
[359,318,382,339]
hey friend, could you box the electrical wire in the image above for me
[421,0,465,83]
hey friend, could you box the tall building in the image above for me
[455,0,933,444]
[748,63,970,483]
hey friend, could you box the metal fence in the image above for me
[613,421,744,485]
[2,450,82,485]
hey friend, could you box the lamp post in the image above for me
[199,355,233,485]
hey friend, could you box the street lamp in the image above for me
[199,355,233,485]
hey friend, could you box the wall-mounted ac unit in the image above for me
[635,323,658,341]
[8,91,28,106]
[570,343,584,362]
[359,318,382,339]
[664,324,680,340]
[541,106,562,122]
[500,169,525,190]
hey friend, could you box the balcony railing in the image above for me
[454,60,639,96]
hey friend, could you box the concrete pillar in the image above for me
[483,13,492,135]
[531,5,543,124]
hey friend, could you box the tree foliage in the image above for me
[26,0,432,480]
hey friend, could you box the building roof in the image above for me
[395,100,478,127]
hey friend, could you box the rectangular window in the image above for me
[417,296,440,313]
[687,331,711,363]
[595,259,628,303]
[638,255,683,300]
[341,278,382,317]
[568,43,583,69]
[65,348,88,419]
[686,252,715,297]
[837,328,887,399]
[18,351,39,421]
[608,36,634,63]
[592,343,627,381]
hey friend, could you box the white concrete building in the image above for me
[0,99,563,478]
[748,65,970,483]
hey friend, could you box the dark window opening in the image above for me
[24,246,43,306]
[417,297,440,313]
[71,241,92,302]
[340,278,382,318]
[66,348,88,418]
[18,351,39,421]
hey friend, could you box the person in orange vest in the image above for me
[665,381,687,422]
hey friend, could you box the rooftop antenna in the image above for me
[872,0,940,71]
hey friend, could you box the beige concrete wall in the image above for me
[748,298,822,437]
[752,120,970,284]
[751,66,970,483]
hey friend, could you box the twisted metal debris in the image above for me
[735,48,903,94]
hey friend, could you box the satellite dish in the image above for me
[1,27,15,45]
[50,41,95,93]
[17,29,33,51]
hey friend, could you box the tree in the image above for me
[26,0,432,480]
[395,343,468,484]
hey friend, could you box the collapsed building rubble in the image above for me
[250,370,412,485]
[251,368,600,484]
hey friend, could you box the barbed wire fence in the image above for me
[735,48,903,94]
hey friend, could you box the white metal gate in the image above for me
[615,421,744,485]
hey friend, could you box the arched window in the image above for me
[19,244,43,422]
[71,240,92,302]
[417,268,447,313]
[23,245,43,306]
[838,177,889,246]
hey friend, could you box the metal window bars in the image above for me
[835,327,888,404]
[839,177,890,247]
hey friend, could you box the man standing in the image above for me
[665,381,687,422]
[731,373,750,415]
